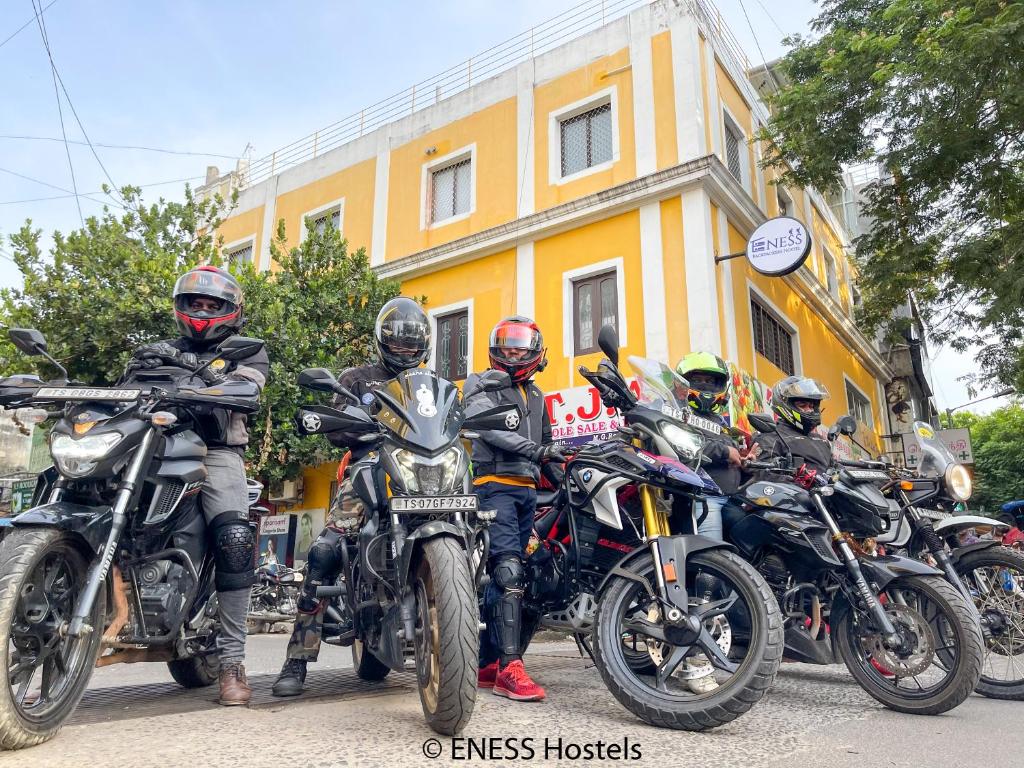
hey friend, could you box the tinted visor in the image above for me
[490,323,542,352]
[777,378,829,401]
[378,316,430,352]
[173,269,241,311]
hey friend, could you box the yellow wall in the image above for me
[651,31,679,170]
[217,205,264,260]
[386,98,518,261]
[533,47,636,212]
[661,196,689,364]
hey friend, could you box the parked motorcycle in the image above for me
[292,365,515,735]
[725,413,984,715]
[0,328,263,750]
[248,564,302,627]
[522,326,782,730]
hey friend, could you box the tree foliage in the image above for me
[952,404,1024,514]
[759,1,1024,391]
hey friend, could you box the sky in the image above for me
[0,0,1004,415]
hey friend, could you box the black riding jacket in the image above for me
[750,420,833,475]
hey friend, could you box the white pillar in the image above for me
[670,14,706,162]
[516,242,535,318]
[515,62,536,218]
[629,5,657,177]
[258,176,279,272]
[682,188,722,355]
[639,202,669,361]
[370,133,391,267]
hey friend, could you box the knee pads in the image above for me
[209,512,256,592]
[299,531,343,613]
[491,555,526,657]
[491,555,525,596]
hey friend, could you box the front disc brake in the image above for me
[862,603,935,677]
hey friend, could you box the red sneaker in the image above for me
[493,660,546,701]
[478,661,499,689]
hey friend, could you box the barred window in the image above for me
[225,242,253,267]
[436,309,469,382]
[751,298,795,375]
[431,157,472,224]
[560,103,613,177]
[724,116,744,182]
[310,207,341,237]
[574,271,618,355]
[846,382,873,427]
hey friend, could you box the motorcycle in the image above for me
[522,326,782,730]
[0,328,264,750]
[248,564,302,627]
[727,413,984,715]
[830,417,1024,700]
[292,365,515,735]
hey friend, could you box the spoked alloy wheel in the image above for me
[835,575,982,715]
[593,550,782,731]
[957,547,1024,699]
[1,529,105,750]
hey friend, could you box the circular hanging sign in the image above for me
[745,216,812,277]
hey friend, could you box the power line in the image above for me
[0,0,58,50]
[736,0,784,93]
[32,0,81,226]
[0,135,239,160]
[0,165,122,209]
[750,0,787,39]
[0,175,204,205]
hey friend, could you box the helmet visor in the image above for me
[174,269,242,307]
[777,377,829,401]
[377,317,430,353]
[490,323,542,351]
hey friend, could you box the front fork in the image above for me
[640,484,695,621]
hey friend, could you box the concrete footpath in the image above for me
[3,635,1021,768]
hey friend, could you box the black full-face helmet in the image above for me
[375,297,431,375]
[173,265,244,344]
[771,376,829,434]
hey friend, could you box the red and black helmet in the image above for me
[488,316,546,384]
[173,266,244,344]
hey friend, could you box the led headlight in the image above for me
[944,463,973,501]
[391,446,465,494]
[662,423,703,461]
[50,432,124,478]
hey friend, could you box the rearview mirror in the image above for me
[835,415,858,436]
[8,328,47,356]
[297,367,341,393]
[217,336,264,362]
[294,404,376,435]
[827,425,840,442]
[464,404,522,432]
[597,325,619,367]
[480,370,511,392]
[748,413,777,434]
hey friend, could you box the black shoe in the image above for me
[272,658,307,697]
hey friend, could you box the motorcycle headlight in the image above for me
[662,423,703,461]
[944,463,973,501]
[50,432,124,478]
[391,446,465,495]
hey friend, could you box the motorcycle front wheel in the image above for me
[413,537,478,735]
[835,575,983,715]
[592,549,782,731]
[0,529,105,750]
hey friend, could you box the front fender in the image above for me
[398,521,470,584]
[13,502,113,552]
[858,553,941,591]
[934,515,1009,535]
[950,539,1001,564]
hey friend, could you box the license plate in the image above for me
[390,496,479,513]
[846,468,890,481]
[36,387,140,401]
[685,412,722,435]
[661,404,687,422]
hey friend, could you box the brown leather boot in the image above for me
[218,662,252,706]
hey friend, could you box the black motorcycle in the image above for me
[248,564,302,629]
[0,328,263,750]
[521,326,782,730]
[727,413,984,715]
[293,365,515,735]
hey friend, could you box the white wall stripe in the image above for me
[639,202,669,361]
[370,135,391,267]
[515,63,536,219]
[682,188,722,355]
[258,175,279,271]
[670,14,706,162]
[717,206,738,361]
[629,7,657,177]
[516,242,535,318]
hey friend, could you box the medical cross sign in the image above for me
[902,428,974,466]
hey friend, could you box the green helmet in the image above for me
[676,352,731,415]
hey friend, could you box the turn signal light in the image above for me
[73,421,96,435]
[151,411,178,427]
[900,480,914,491]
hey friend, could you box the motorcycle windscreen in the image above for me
[905,421,956,478]
[374,368,463,454]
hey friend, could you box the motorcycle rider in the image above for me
[750,376,833,473]
[465,316,563,702]
[124,265,268,706]
[272,297,431,697]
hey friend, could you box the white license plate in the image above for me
[36,387,140,401]
[390,496,479,513]
[686,413,722,434]
[661,404,687,422]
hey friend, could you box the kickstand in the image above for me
[572,632,596,668]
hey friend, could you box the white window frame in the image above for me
[427,299,474,379]
[421,144,477,230]
[548,86,620,186]
[747,280,802,379]
[562,257,627,357]
[844,374,874,428]
[222,235,256,267]
[721,106,751,192]
[299,198,345,242]
[823,247,840,300]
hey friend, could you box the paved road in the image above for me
[3,634,1021,768]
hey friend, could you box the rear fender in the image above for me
[12,502,113,552]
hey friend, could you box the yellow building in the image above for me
[203,0,894,514]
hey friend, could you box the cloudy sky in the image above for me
[0,0,1001,413]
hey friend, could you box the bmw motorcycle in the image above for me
[523,326,782,731]
[0,328,263,750]
[728,413,984,715]
[293,366,516,735]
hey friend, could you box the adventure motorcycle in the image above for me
[727,413,984,715]
[523,326,782,730]
[0,328,263,750]
[293,366,516,735]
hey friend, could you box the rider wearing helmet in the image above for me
[272,297,431,697]
[752,375,833,473]
[124,265,268,706]
[465,316,563,702]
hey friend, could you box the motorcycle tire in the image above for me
[167,651,219,689]
[0,529,105,750]
[413,537,478,735]
[835,575,983,715]
[352,638,390,681]
[592,549,782,731]
[956,546,1024,700]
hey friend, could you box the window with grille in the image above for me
[846,382,873,427]
[560,102,613,177]
[430,157,472,224]
[724,116,744,182]
[751,298,795,375]
[435,309,469,381]
[824,249,839,298]
[225,242,253,267]
[573,271,618,355]
[310,207,341,237]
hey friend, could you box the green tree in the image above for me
[952,405,1024,514]
[758,1,1024,391]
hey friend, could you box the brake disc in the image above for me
[645,602,733,676]
[862,603,935,678]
